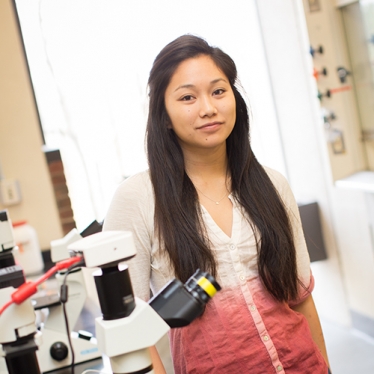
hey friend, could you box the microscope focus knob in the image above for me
[78,329,94,341]
[50,341,69,361]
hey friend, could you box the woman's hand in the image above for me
[150,345,167,374]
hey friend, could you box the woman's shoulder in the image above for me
[108,170,154,211]
[115,170,153,197]
[262,165,295,199]
[104,170,154,231]
[261,165,300,215]
[262,165,288,187]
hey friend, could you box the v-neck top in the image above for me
[103,167,327,374]
[199,196,235,239]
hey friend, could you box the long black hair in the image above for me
[146,34,298,302]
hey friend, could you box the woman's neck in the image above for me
[183,144,228,181]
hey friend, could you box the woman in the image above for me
[103,34,331,373]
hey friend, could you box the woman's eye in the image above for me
[213,89,225,95]
[181,95,194,101]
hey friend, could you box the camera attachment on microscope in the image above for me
[149,269,221,328]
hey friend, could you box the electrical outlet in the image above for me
[0,179,22,206]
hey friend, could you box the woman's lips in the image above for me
[197,122,222,130]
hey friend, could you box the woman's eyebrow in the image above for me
[210,78,227,85]
[174,78,228,92]
[174,83,195,92]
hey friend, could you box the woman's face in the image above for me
[164,55,236,153]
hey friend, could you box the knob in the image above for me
[317,89,331,101]
[50,341,68,361]
[337,67,351,84]
[313,67,328,80]
[310,45,324,57]
[323,112,337,129]
[328,112,336,121]
[78,330,93,341]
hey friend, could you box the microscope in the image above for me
[68,230,221,374]
[0,216,102,374]
[0,222,221,374]
[0,210,41,374]
[35,221,103,373]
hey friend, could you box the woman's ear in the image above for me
[165,116,173,129]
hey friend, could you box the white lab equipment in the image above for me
[12,221,43,276]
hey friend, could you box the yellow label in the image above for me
[197,277,217,297]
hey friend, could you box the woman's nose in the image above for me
[199,96,217,117]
